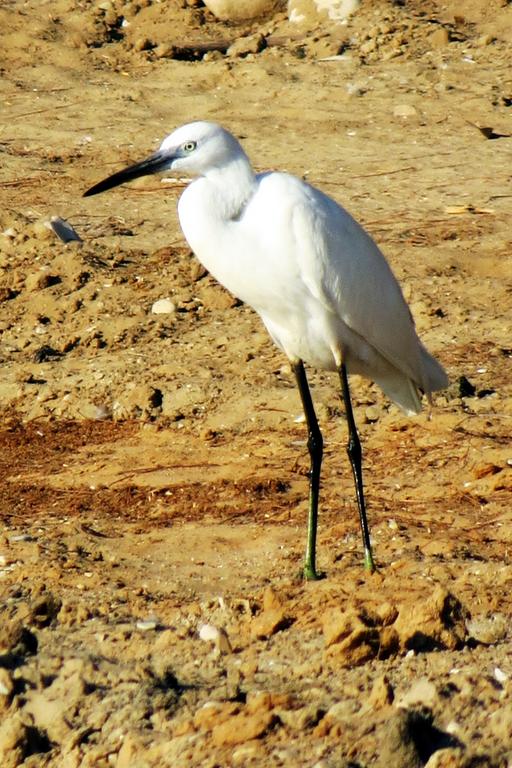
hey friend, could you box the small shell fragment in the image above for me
[50,216,83,243]
[199,623,232,653]
[199,623,220,642]
[494,667,508,684]
[136,619,158,631]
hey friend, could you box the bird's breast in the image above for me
[178,181,299,311]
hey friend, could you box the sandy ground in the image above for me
[0,0,511,766]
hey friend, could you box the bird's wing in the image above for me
[279,175,428,387]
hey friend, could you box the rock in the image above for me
[197,283,238,309]
[360,39,376,55]
[0,669,14,713]
[24,692,72,743]
[193,701,240,730]
[48,216,82,244]
[153,43,174,59]
[424,748,466,767]
[323,608,383,666]
[245,690,274,714]
[136,619,158,631]
[198,623,233,653]
[393,587,468,652]
[151,298,176,314]
[313,699,358,737]
[288,0,359,25]
[375,602,399,626]
[212,710,276,746]
[232,742,265,764]
[31,221,54,241]
[375,710,434,768]
[365,405,380,423]
[466,613,508,645]
[190,261,207,282]
[323,607,368,648]
[28,592,62,628]
[278,704,323,730]
[379,626,400,658]
[227,33,267,58]
[199,623,221,642]
[116,384,163,418]
[476,34,494,47]
[25,269,61,291]
[493,666,508,685]
[368,675,394,708]
[429,27,450,47]
[0,714,28,768]
[393,104,418,118]
[245,690,293,714]
[116,733,139,768]
[0,620,38,662]
[251,607,290,639]
[0,668,14,698]
[262,586,283,612]
[24,663,89,743]
[133,37,153,52]
[203,0,283,21]
[396,677,438,710]
[80,402,112,421]
[488,704,512,745]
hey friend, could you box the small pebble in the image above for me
[151,298,176,314]
[199,623,220,642]
[136,619,158,631]
[393,104,418,118]
[133,37,153,52]
[429,27,450,47]
[199,623,232,653]
[476,34,493,46]
[494,667,508,684]
[9,534,34,543]
[365,405,380,423]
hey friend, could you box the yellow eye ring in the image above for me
[183,141,197,152]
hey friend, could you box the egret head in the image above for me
[84,121,248,197]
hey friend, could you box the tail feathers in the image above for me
[375,346,448,415]
[420,344,449,394]
[375,372,422,415]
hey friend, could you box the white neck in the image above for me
[203,154,256,221]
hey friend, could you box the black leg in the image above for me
[339,363,375,572]
[292,360,323,580]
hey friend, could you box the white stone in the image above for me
[396,678,437,709]
[151,298,176,314]
[289,0,359,25]
[393,104,418,118]
[199,623,220,642]
[203,0,282,21]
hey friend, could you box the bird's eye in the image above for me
[182,141,197,153]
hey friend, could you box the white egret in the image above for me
[84,121,448,580]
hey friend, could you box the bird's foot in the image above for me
[302,563,325,581]
[364,548,376,574]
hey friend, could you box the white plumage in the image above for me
[84,120,448,578]
[174,127,446,413]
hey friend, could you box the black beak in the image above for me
[83,150,171,197]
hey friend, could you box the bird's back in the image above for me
[244,173,447,404]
